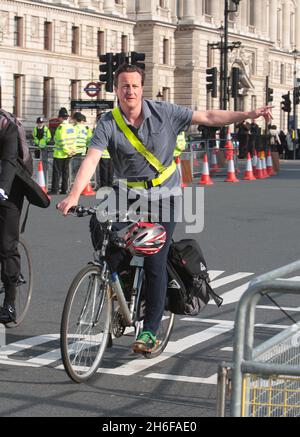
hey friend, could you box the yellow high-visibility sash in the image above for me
[112,107,176,189]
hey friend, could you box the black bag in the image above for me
[166,239,223,316]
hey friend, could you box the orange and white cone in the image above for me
[252,149,258,173]
[81,181,96,196]
[266,149,276,176]
[224,127,234,161]
[36,161,51,200]
[242,153,256,180]
[198,153,213,185]
[210,148,220,173]
[175,155,187,188]
[261,151,269,178]
[224,156,239,182]
[255,156,264,179]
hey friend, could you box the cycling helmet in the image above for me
[124,222,166,256]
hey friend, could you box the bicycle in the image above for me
[0,237,33,328]
[60,205,175,383]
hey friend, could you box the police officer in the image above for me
[32,116,51,179]
[49,108,76,195]
[72,112,89,178]
[173,131,186,157]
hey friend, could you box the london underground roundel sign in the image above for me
[84,82,100,97]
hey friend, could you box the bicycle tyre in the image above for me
[135,277,174,359]
[60,264,112,383]
[5,238,33,328]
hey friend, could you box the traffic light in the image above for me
[231,67,240,98]
[114,52,129,71]
[266,87,274,103]
[99,52,114,92]
[206,67,217,98]
[294,86,300,105]
[130,52,145,70]
[281,93,291,112]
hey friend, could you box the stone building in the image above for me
[0,0,299,131]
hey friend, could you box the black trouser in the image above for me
[90,196,177,335]
[98,158,114,188]
[0,180,24,304]
[51,157,70,193]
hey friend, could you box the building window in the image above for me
[248,0,255,27]
[14,16,23,47]
[70,80,80,115]
[159,0,166,7]
[43,77,52,118]
[121,35,128,53]
[97,31,105,57]
[203,0,211,16]
[44,22,52,51]
[207,45,213,68]
[163,38,170,64]
[72,26,80,55]
[162,87,170,102]
[13,74,23,117]
[280,63,285,85]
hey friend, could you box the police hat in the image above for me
[58,107,69,118]
[73,112,86,122]
[36,117,44,123]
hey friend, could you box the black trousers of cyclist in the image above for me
[90,195,177,336]
[0,179,24,304]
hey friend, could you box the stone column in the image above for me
[240,0,248,29]
[103,0,115,14]
[295,0,300,51]
[269,0,277,43]
[282,1,290,50]
[211,0,220,24]
[254,0,262,36]
[182,0,196,21]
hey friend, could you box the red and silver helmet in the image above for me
[124,222,166,256]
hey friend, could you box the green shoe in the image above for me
[132,330,159,354]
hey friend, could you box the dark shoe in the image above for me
[49,190,59,195]
[60,190,67,194]
[132,330,160,354]
[0,304,16,324]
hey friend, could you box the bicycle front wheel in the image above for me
[5,238,33,328]
[60,264,112,383]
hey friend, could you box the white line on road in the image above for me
[145,373,218,385]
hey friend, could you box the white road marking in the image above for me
[210,272,253,289]
[145,373,218,385]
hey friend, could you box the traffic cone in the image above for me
[255,156,264,179]
[175,156,187,188]
[261,151,269,178]
[198,153,213,185]
[81,181,96,196]
[224,156,239,182]
[242,153,256,180]
[252,149,258,173]
[36,161,50,196]
[224,127,234,160]
[210,148,220,173]
[266,149,276,176]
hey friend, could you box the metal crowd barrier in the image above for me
[216,261,300,417]
[187,139,240,176]
[29,145,97,191]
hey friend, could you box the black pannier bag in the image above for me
[166,239,223,316]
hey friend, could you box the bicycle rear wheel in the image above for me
[60,264,112,383]
[136,278,174,359]
[4,238,33,328]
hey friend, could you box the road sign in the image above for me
[71,100,114,110]
[84,82,100,97]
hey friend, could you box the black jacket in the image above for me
[0,119,18,196]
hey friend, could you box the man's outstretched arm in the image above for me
[191,106,273,127]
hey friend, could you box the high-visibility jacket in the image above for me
[101,148,110,159]
[32,126,51,148]
[74,123,88,156]
[173,131,186,157]
[53,121,77,159]
[86,126,93,148]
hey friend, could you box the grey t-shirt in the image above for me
[89,98,193,198]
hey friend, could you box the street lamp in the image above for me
[223,0,242,110]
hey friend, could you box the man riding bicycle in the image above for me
[57,63,272,354]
